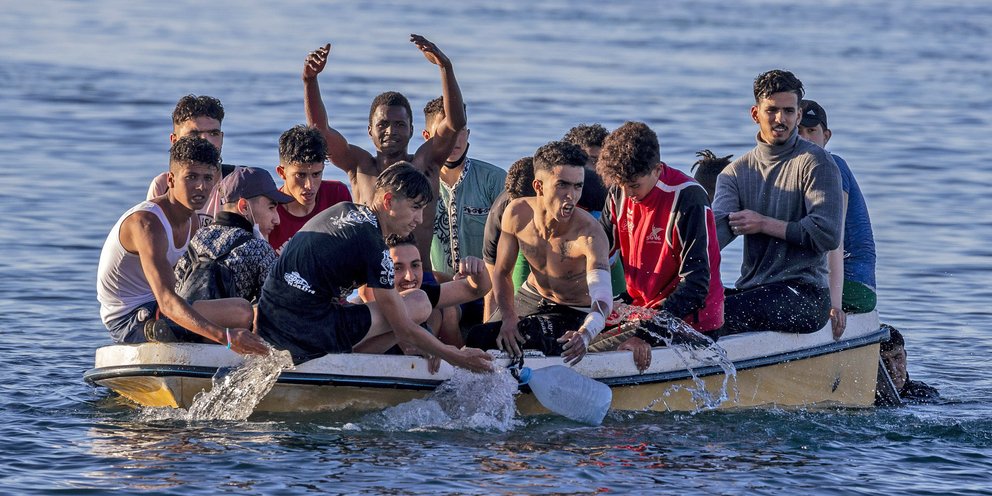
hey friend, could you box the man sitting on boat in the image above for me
[96,136,270,355]
[174,166,291,305]
[302,35,466,288]
[268,125,352,253]
[467,141,612,366]
[712,70,843,336]
[590,121,724,371]
[256,162,493,372]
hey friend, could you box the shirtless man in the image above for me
[97,136,269,354]
[469,141,612,366]
[302,35,466,283]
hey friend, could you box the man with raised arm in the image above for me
[98,136,270,354]
[712,70,843,336]
[467,141,612,366]
[256,162,492,372]
[301,35,466,285]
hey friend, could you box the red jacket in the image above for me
[603,165,724,331]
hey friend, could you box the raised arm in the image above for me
[409,34,466,166]
[302,43,365,173]
[122,212,268,354]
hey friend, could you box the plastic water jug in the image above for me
[518,365,612,425]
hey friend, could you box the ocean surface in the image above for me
[1,0,990,494]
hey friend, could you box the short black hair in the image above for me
[563,123,609,149]
[369,91,413,127]
[597,121,660,185]
[170,135,220,170]
[505,157,536,199]
[172,94,224,126]
[533,140,587,174]
[753,69,805,103]
[880,324,905,353]
[375,161,433,206]
[385,232,417,248]
[691,149,734,202]
[279,125,327,165]
[422,96,467,130]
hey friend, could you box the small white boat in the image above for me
[85,311,886,414]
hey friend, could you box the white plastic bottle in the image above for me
[519,365,612,425]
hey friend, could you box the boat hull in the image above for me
[86,312,884,413]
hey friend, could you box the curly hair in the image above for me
[172,94,224,127]
[279,125,327,165]
[170,135,220,170]
[533,140,588,174]
[385,232,417,249]
[753,69,804,103]
[369,91,413,127]
[375,161,433,206]
[563,123,609,149]
[596,121,660,185]
[505,157,536,199]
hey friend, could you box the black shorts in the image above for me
[258,303,373,364]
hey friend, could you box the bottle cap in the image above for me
[517,367,532,385]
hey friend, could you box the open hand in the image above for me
[410,34,450,68]
[558,330,588,366]
[303,43,331,80]
[454,347,494,373]
[618,336,651,372]
[229,328,271,355]
[829,307,847,341]
[496,318,525,357]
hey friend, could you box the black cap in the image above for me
[800,99,828,130]
[219,166,294,204]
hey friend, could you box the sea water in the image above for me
[1,0,991,494]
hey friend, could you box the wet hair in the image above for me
[753,69,805,103]
[533,140,588,174]
[369,91,413,127]
[279,125,327,165]
[596,121,660,185]
[422,96,467,131]
[385,232,417,249]
[691,149,734,202]
[879,324,905,353]
[563,123,609,149]
[172,94,224,126]
[169,135,220,170]
[505,157,536,199]
[375,161,433,206]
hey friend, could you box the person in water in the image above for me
[880,324,940,403]
[797,99,877,318]
[174,166,291,305]
[422,96,505,340]
[712,69,843,337]
[302,35,466,285]
[97,136,269,354]
[256,162,492,372]
[268,125,351,253]
[145,94,236,228]
[467,141,612,366]
[592,121,724,371]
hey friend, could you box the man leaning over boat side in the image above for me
[465,141,613,366]
[96,136,270,355]
[358,233,492,373]
[591,121,724,371]
[302,35,466,285]
[146,95,237,228]
[712,70,843,337]
[255,162,493,372]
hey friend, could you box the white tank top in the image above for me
[96,201,190,325]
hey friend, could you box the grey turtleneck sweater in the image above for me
[712,129,843,290]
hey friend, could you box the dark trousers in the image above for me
[718,282,830,337]
[465,284,587,355]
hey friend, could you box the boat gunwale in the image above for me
[84,327,889,391]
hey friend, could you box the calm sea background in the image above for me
[1,0,990,494]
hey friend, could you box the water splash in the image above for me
[611,303,738,413]
[356,368,522,432]
[139,349,294,422]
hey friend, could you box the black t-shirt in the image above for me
[257,202,394,355]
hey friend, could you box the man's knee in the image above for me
[404,289,432,324]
